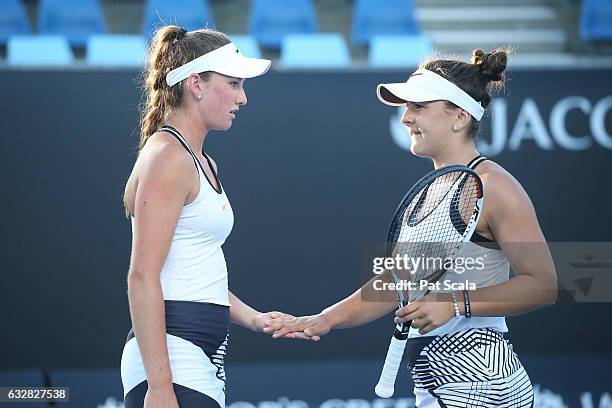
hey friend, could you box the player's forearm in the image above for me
[322,288,396,329]
[229,291,260,331]
[127,271,173,387]
[458,273,557,317]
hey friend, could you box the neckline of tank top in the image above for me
[160,125,223,195]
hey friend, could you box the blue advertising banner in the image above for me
[0,69,611,372]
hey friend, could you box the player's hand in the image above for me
[143,383,179,408]
[266,313,332,339]
[394,293,454,335]
[255,311,320,341]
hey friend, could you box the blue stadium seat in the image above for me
[0,0,31,46]
[281,33,350,68]
[8,35,73,66]
[87,35,147,66]
[230,35,262,58]
[249,0,319,49]
[142,0,214,36]
[580,0,612,41]
[351,0,420,46]
[38,0,107,47]
[369,35,433,67]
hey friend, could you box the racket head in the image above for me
[374,165,484,398]
[385,165,484,305]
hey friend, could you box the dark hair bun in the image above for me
[471,49,507,82]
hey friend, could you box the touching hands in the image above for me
[394,292,454,335]
[264,313,333,340]
[254,311,321,341]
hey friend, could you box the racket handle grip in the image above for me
[374,334,408,398]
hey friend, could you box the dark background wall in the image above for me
[1,69,611,370]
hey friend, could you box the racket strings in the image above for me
[450,174,481,234]
[389,171,482,299]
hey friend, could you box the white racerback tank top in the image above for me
[408,156,509,338]
[131,125,234,306]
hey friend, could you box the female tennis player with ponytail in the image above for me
[120,26,317,408]
[269,48,557,407]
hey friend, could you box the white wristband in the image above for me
[450,292,461,318]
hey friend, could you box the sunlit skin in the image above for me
[401,101,479,169]
[198,73,247,131]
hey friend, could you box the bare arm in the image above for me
[457,171,558,315]
[127,141,194,388]
[206,155,318,340]
[229,291,261,331]
[322,277,398,330]
[270,273,398,338]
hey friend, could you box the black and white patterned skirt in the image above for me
[121,300,230,408]
[407,329,533,408]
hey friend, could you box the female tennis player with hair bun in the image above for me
[121,25,317,408]
[269,48,557,407]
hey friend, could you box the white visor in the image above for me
[376,69,485,121]
[166,43,271,87]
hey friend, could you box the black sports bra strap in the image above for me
[159,125,223,194]
[159,125,203,174]
[201,151,222,189]
[467,155,488,170]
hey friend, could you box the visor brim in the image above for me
[213,55,271,79]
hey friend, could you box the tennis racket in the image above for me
[374,164,484,398]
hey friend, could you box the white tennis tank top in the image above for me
[408,156,509,338]
[132,126,234,306]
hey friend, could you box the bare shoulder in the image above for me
[475,160,531,207]
[124,132,196,214]
[139,132,195,178]
[474,160,545,242]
